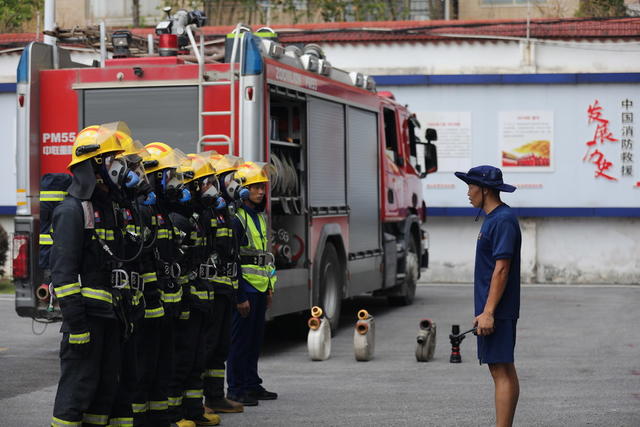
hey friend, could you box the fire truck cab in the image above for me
[14,22,438,328]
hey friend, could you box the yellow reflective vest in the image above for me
[236,207,276,292]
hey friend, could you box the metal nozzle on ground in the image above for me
[357,309,369,320]
[311,306,323,318]
[356,321,369,335]
[308,317,321,330]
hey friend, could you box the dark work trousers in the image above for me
[168,308,208,422]
[109,331,137,426]
[132,315,174,426]
[227,291,267,398]
[52,316,122,427]
[203,292,233,403]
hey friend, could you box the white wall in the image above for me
[88,0,164,26]
[0,93,16,207]
[427,216,640,284]
[323,40,640,75]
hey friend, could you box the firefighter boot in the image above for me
[191,413,221,426]
[205,397,244,413]
[172,420,197,427]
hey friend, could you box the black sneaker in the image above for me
[227,393,259,406]
[247,388,278,400]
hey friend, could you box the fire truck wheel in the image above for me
[389,236,418,306]
[318,243,343,332]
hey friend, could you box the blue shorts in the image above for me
[477,319,517,365]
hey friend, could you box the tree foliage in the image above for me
[0,0,43,32]
[162,0,418,25]
[0,224,8,277]
[575,0,628,17]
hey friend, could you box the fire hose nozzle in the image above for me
[36,283,51,302]
[357,309,369,320]
[417,330,428,344]
[311,306,323,318]
[419,318,433,330]
[356,320,369,335]
[308,317,321,330]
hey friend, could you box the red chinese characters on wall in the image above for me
[584,100,618,181]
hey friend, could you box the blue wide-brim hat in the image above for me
[454,165,516,193]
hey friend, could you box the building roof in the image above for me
[1,17,639,50]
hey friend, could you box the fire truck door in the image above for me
[383,107,403,219]
[346,106,383,295]
[307,97,346,209]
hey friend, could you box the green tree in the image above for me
[0,225,8,277]
[0,0,43,32]
[575,0,627,17]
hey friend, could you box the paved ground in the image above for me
[0,283,639,426]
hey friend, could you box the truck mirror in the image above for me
[424,142,438,174]
[425,128,437,143]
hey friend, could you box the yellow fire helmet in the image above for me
[235,161,273,186]
[143,142,189,175]
[67,121,129,170]
[209,152,244,175]
[184,153,216,183]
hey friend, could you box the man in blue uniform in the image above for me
[227,162,277,406]
[455,165,521,427]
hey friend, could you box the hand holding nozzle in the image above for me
[452,326,478,339]
[449,324,478,363]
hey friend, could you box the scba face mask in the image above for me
[199,176,225,210]
[101,155,135,190]
[161,168,191,203]
[223,172,249,200]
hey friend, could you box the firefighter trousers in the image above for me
[168,308,208,422]
[108,330,137,426]
[203,292,233,403]
[227,291,267,399]
[132,315,174,426]
[52,316,122,427]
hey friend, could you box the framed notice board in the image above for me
[377,74,640,216]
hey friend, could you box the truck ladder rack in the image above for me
[188,24,249,155]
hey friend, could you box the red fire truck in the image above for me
[13,19,437,328]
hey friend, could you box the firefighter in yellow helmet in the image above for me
[202,153,245,414]
[227,161,278,405]
[51,122,139,427]
[109,135,153,426]
[167,153,222,426]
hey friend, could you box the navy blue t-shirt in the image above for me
[474,204,521,319]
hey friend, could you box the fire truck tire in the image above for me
[318,243,343,332]
[388,236,418,306]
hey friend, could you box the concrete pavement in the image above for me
[0,283,638,426]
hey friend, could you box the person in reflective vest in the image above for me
[50,122,135,427]
[227,161,278,406]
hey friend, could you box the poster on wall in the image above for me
[499,111,553,172]
[415,111,472,172]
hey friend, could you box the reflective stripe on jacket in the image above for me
[236,207,276,292]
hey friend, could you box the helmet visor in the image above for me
[209,153,244,174]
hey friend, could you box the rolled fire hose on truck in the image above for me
[271,228,304,267]
[270,152,300,214]
[307,306,331,361]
